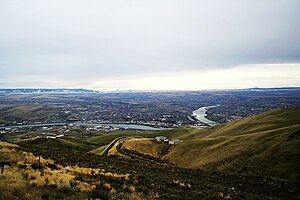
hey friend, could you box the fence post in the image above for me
[89,154,93,168]
[0,162,10,174]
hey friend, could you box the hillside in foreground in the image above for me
[1,108,300,199]
[117,108,300,180]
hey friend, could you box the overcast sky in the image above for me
[0,0,299,90]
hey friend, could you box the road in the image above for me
[102,137,170,165]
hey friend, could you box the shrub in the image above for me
[2,191,13,200]
[103,183,111,190]
[75,180,96,192]
[128,185,136,193]
[110,188,117,194]
[30,175,46,187]
[0,141,18,148]
[0,147,16,153]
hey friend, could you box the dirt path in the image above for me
[101,137,124,156]
[101,136,143,156]
[115,139,169,165]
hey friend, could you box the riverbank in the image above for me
[0,122,165,131]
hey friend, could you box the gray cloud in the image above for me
[0,0,299,87]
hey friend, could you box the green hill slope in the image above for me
[125,108,300,180]
[176,108,300,140]
[19,137,96,152]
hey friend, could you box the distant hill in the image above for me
[0,88,98,93]
[238,87,300,91]
[122,108,300,180]
[0,87,299,94]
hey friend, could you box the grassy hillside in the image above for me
[5,108,300,199]
[0,104,59,124]
[122,138,170,158]
[82,129,187,148]
[122,108,300,180]
[19,137,97,152]
[181,108,300,139]
[8,138,299,199]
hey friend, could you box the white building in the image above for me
[155,136,168,142]
[169,139,182,145]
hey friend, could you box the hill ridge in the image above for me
[118,108,300,180]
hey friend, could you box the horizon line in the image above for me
[0,86,299,93]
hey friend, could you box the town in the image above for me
[0,88,299,131]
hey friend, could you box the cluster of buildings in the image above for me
[155,136,182,145]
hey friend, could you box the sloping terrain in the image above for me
[121,108,300,180]
[14,138,300,199]
[9,108,300,199]
[19,137,97,152]
[122,138,170,158]
[0,104,59,125]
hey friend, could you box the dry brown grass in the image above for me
[182,109,300,179]
[0,141,152,199]
[116,109,300,180]
[65,165,102,176]
[128,185,136,193]
[107,140,127,156]
[103,182,111,190]
[98,171,130,180]
[0,141,18,148]
[122,184,136,193]
[2,191,13,200]
[16,153,54,169]
[172,180,191,188]
[118,192,153,200]
[0,167,27,189]
[74,180,97,192]
[0,141,96,195]
[110,187,117,194]
[132,177,139,185]
[0,142,39,199]
[123,138,169,158]
[89,144,108,155]
[20,155,131,194]
[0,166,42,200]
[0,142,22,163]
[0,147,16,154]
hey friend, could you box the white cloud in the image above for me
[85,63,300,90]
[4,63,297,90]
[0,1,299,89]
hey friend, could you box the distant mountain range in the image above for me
[0,87,299,93]
[238,87,300,91]
[0,88,98,93]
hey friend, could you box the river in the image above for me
[73,123,164,131]
[0,122,164,131]
[192,105,220,126]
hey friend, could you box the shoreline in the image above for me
[0,122,165,131]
